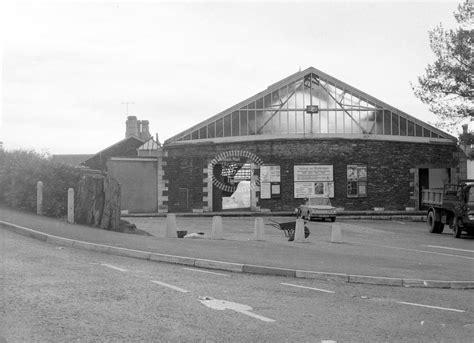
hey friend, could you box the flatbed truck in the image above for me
[422,181,474,238]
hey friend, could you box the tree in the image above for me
[412,0,473,134]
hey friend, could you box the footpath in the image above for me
[1,207,473,290]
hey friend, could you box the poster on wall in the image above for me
[294,164,334,198]
[294,165,333,182]
[260,182,271,199]
[294,181,334,198]
[260,165,281,183]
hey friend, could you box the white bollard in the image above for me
[211,216,223,240]
[294,219,305,242]
[253,218,265,241]
[67,188,74,224]
[36,181,43,215]
[331,222,343,243]
[165,214,178,238]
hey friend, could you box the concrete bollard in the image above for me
[36,181,43,215]
[294,219,305,242]
[67,188,74,224]
[253,218,265,241]
[211,216,224,240]
[331,222,343,243]
[165,214,178,238]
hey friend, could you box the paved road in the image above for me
[2,229,473,342]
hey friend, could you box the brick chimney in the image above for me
[140,120,151,141]
[125,116,139,138]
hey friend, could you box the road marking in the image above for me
[421,245,474,253]
[183,267,230,277]
[150,280,189,293]
[281,282,335,294]
[357,243,474,260]
[391,221,406,225]
[321,341,337,343]
[199,296,275,323]
[100,263,128,272]
[397,301,465,313]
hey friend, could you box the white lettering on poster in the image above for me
[294,165,333,182]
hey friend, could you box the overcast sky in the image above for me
[0,0,461,154]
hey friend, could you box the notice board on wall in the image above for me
[260,165,281,199]
[294,164,334,198]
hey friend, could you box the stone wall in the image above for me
[163,138,459,212]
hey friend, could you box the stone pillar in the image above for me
[157,149,168,213]
[36,181,43,215]
[165,213,177,238]
[211,216,223,240]
[294,219,305,242]
[250,164,259,211]
[203,163,213,212]
[253,217,265,241]
[331,223,343,243]
[67,188,74,224]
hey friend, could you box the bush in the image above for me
[0,149,82,218]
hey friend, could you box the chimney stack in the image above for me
[125,116,139,138]
[140,120,151,140]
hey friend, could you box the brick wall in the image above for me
[163,138,459,212]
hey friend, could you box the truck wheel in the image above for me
[452,219,462,238]
[427,211,441,233]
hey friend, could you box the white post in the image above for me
[331,223,343,243]
[211,216,223,240]
[36,181,43,215]
[166,214,177,238]
[67,188,74,224]
[253,218,265,241]
[294,219,305,242]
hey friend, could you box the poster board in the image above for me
[260,182,271,199]
[294,164,334,198]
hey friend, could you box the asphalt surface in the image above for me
[1,206,473,288]
[3,229,474,342]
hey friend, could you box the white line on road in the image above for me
[183,267,230,277]
[100,264,128,272]
[397,301,465,313]
[358,243,474,260]
[281,282,335,294]
[421,245,474,253]
[391,221,406,225]
[150,280,189,293]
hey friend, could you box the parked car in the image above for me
[297,196,336,222]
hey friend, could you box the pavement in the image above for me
[1,206,473,290]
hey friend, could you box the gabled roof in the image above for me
[138,137,160,150]
[165,66,456,145]
[81,136,144,171]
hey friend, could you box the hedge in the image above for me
[0,149,82,218]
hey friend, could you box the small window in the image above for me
[347,165,367,198]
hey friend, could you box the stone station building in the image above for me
[77,67,461,214]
